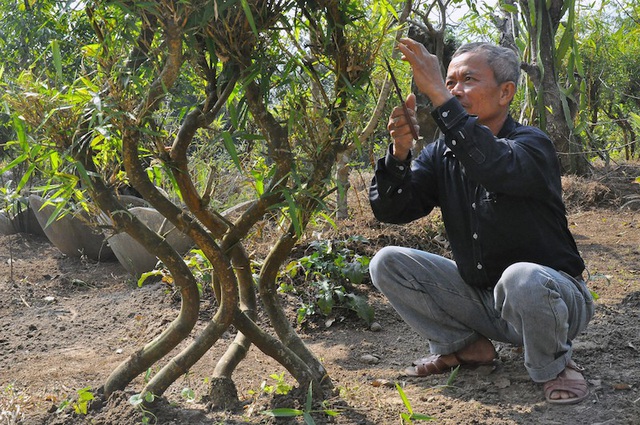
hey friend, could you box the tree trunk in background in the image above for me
[518,0,591,175]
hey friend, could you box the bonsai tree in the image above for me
[2,0,394,407]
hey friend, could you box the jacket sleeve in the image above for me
[431,98,561,199]
[369,144,438,224]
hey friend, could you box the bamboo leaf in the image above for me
[0,153,29,175]
[262,408,304,417]
[51,39,63,81]
[283,189,302,237]
[221,131,242,171]
[16,163,36,192]
[240,0,258,36]
[395,382,413,415]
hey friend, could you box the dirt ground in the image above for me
[1,163,639,425]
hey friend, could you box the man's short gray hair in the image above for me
[453,42,521,87]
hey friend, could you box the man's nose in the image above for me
[449,82,463,96]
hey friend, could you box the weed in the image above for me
[181,387,196,403]
[129,391,158,425]
[281,236,374,326]
[56,386,94,415]
[179,372,197,403]
[261,382,339,425]
[260,372,294,395]
[395,383,435,424]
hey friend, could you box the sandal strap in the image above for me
[414,355,451,375]
[567,360,585,372]
[544,377,588,398]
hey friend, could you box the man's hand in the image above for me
[397,38,452,108]
[388,93,419,161]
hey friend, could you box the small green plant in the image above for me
[56,386,94,415]
[180,371,197,403]
[261,372,294,395]
[261,382,339,425]
[181,387,196,403]
[138,249,214,298]
[281,236,374,325]
[445,365,460,387]
[129,391,158,425]
[395,383,435,424]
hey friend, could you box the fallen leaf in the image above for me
[372,379,395,388]
[612,383,632,391]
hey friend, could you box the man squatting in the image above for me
[368,39,594,404]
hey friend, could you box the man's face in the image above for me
[445,52,512,128]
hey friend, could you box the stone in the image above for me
[105,207,194,279]
[0,206,45,236]
[28,194,115,261]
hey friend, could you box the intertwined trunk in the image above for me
[65,0,374,407]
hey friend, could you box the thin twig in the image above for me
[9,233,14,283]
[20,295,31,308]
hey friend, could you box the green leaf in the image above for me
[129,393,143,406]
[15,162,36,193]
[12,115,26,145]
[395,382,412,414]
[502,3,518,13]
[305,382,313,413]
[446,365,460,386]
[262,408,304,417]
[181,387,195,400]
[221,131,242,171]
[283,189,302,237]
[303,411,316,425]
[346,293,374,324]
[240,0,258,36]
[51,39,63,81]
[138,269,163,287]
[411,413,436,420]
[77,387,94,401]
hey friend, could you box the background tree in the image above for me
[579,0,640,164]
[512,0,591,174]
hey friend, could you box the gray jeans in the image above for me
[369,246,594,382]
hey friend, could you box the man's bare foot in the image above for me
[543,361,589,405]
[451,335,497,365]
[405,336,497,377]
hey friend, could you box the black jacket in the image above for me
[369,97,585,289]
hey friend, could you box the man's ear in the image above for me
[499,81,516,106]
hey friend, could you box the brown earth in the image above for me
[1,163,639,425]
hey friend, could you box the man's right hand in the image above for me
[388,93,419,161]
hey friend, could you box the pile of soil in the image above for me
[1,163,639,424]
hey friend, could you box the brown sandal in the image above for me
[543,361,589,405]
